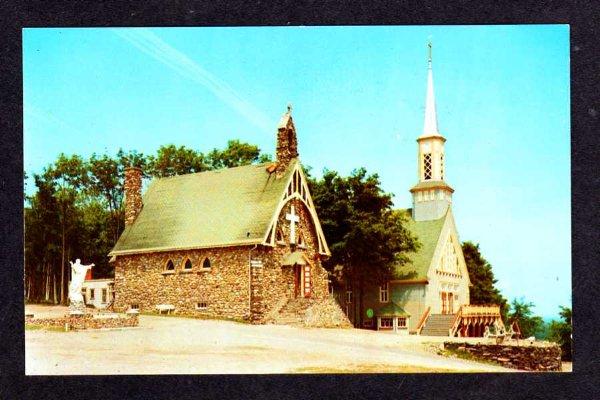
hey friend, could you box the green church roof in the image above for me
[377,301,410,317]
[392,209,447,281]
[109,160,298,255]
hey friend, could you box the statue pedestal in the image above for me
[69,300,86,316]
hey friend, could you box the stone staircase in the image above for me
[420,313,456,336]
[268,298,314,326]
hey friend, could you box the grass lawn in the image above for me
[25,323,66,333]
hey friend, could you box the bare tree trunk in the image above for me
[44,264,49,302]
[60,223,65,305]
[53,273,57,304]
[358,278,364,329]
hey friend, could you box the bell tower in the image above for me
[411,42,454,221]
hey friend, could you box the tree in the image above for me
[309,168,418,327]
[507,298,544,338]
[548,306,572,360]
[147,145,205,177]
[43,154,87,304]
[206,140,271,169]
[25,174,62,303]
[87,153,124,244]
[462,241,508,320]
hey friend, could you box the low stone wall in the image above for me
[26,313,139,331]
[444,342,562,371]
[304,297,353,328]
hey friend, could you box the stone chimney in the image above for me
[124,166,143,226]
[275,104,298,175]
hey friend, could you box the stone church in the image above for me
[340,45,503,337]
[109,107,349,326]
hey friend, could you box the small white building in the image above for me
[81,279,114,309]
[375,302,411,335]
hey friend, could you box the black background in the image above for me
[1,1,598,399]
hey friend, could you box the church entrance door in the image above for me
[293,264,311,298]
[294,265,301,298]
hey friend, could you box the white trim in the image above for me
[261,162,330,256]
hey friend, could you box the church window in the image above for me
[379,283,389,303]
[276,228,285,244]
[202,258,211,270]
[196,302,208,310]
[440,153,444,180]
[297,232,306,248]
[183,258,192,270]
[130,304,139,311]
[423,153,432,180]
[165,259,175,271]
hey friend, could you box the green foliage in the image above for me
[308,168,418,326]
[507,298,544,339]
[548,306,572,360]
[147,145,207,177]
[206,140,271,169]
[461,241,508,320]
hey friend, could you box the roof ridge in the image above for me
[153,161,275,182]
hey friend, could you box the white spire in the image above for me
[422,41,440,137]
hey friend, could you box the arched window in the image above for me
[183,258,192,270]
[202,258,211,270]
[165,259,175,271]
[298,232,306,248]
[276,227,285,244]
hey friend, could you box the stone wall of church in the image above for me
[249,198,329,322]
[112,199,330,324]
[113,246,254,320]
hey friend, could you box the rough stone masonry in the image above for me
[444,342,562,371]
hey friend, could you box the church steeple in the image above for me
[411,42,454,222]
[422,42,439,137]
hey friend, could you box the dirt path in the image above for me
[25,306,513,374]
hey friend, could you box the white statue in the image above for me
[68,259,94,312]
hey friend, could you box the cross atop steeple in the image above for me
[428,40,432,65]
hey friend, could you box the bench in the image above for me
[155,304,175,315]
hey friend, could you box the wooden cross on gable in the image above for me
[286,205,300,244]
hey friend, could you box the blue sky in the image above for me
[23,25,570,319]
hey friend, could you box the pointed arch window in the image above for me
[163,259,175,274]
[276,227,285,244]
[297,232,306,248]
[440,153,444,180]
[423,153,432,180]
[183,258,193,271]
[202,258,211,270]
